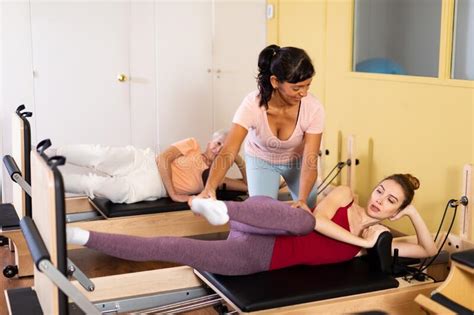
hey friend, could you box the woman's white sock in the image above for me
[66,226,90,246]
[190,198,229,225]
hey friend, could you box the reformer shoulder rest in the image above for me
[90,189,247,218]
[196,232,399,312]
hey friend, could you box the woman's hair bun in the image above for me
[404,174,420,190]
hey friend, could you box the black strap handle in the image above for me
[36,139,52,155]
[15,104,33,118]
[2,155,22,181]
[47,156,66,169]
[20,217,51,270]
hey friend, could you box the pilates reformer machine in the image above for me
[0,106,241,278]
[0,105,360,279]
[6,148,473,314]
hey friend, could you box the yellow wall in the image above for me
[269,0,474,239]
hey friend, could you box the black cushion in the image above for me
[91,190,247,218]
[431,293,473,315]
[91,197,189,218]
[0,203,20,230]
[5,287,43,315]
[451,249,474,269]
[197,257,399,312]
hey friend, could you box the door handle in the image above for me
[117,74,128,82]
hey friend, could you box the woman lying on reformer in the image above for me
[67,173,437,275]
[55,130,247,204]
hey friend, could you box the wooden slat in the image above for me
[67,211,228,250]
[11,114,26,218]
[31,151,59,315]
[72,266,202,302]
[414,294,456,315]
[65,196,93,214]
[255,282,439,314]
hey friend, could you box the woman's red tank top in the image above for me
[269,201,361,270]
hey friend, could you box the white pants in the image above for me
[56,144,167,204]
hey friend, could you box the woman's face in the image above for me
[273,77,312,106]
[205,135,226,161]
[366,179,405,220]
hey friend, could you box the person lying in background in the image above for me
[57,130,247,204]
[67,173,437,275]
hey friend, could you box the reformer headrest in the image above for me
[366,231,393,274]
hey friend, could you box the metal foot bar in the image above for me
[135,293,224,314]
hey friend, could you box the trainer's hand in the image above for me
[291,200,312,213]
[362,224,390,248]
[196,188,216,200]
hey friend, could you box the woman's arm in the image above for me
[313,186,374,247]
[198,124,248,198]
[294,133,322,211]
[220,177,247,191]
[391,205,437,258]
[315,215,378,248]
[156,146,189,202]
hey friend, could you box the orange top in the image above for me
[170,138,208,195]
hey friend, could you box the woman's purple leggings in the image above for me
[86,196,315,275]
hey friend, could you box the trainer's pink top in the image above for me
[269,202,361,270]
[232,90,325,164]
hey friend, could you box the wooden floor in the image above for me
[0,243,219,314]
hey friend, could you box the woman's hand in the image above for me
[170,194,190,203]
[291,200,312,213]
[279,177,287,189]
[389,204,417,221]
[361,224,390,248]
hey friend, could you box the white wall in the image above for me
[1,2,35,202]
[1,1,266,201]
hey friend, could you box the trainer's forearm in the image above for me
[206,150,236,191]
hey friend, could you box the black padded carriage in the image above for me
[196,232,399,312]
[198,259,399,312]
[90,189,246,218]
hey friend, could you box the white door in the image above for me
[155,0,266,152]
[212,0,267,131]
[155,1,214,151]
[30,2,140,147]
